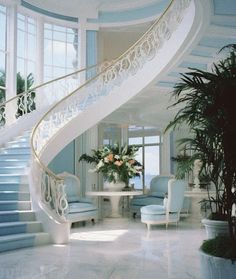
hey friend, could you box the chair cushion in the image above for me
[68,202,97,213]
[130,197,163,206]
[140,205,166,215]
[150,191,166,198]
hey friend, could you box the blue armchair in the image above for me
[60,172,98,225]
[130,175,174,217]
[141,179,186,230]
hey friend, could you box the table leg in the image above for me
[109,196,121,217]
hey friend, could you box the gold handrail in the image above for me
[30,0,191,213]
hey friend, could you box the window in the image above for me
[128,126,161,189]
[44,23,79,81]
[101,124,122,146]
[17,13,36,91]
[0,4,7,104]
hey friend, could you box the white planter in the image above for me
[200,249,236,279]
[201,218,229,239]
[104,181,125,191]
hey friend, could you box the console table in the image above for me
[86,190,143,217]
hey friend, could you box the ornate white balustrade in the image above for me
[31,0,192,222]
[0,65,97,129]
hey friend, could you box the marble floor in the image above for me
[0,215,206,279]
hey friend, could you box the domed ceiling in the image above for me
[22,0,169,26]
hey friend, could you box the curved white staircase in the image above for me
[29,0,195,244]
[1,0,235,251]
[0,0,195,249]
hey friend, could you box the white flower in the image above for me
[114,155,120,160]
[96,160,104,170]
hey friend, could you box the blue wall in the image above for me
[48,141,75,174]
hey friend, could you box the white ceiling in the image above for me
[23,0,161,18]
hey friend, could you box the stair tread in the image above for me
[0,182,28,184]
[0,200,31,204]
[0,210,33,215]
[0,158,28,161]
[0,232,49,242]
[0,165,26,168]
[0,221,41,227]
[0,173,28,176]
[0,191,29,193]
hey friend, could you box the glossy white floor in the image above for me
[0,211,206,279]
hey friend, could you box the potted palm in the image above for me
[79,143,143,190]
[165,44,236,278]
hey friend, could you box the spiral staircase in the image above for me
[0,0,235,252]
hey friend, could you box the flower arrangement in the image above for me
[79,144,143,184]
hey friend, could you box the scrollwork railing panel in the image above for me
[0,65,99,129]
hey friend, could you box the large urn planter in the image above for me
[201,218,229,239]
[199,249,236,279]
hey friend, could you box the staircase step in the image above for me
[0,191,30,201]
[0,210,35,222]
[0,182,29,191]
[0,147,30,155]
[0,232,50,253]
[0,221,42,236]
[0,201,31,211]
[0,159,28,167]
[0,153,30,160]
[14,135,30,142]
[0,166,26,174]
[0,174,28,183]
[6,141,30,148]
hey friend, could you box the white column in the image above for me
[5,1,17,125]
[34,16,44,110]
[78,19,86,83]
[121,125,128,145]
[76,126,98,195]
[161,131,171,175]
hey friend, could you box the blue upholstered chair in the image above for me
[130,175,174,217]
[60,172,98,225]
[140,179,186,230]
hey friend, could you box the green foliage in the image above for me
[165,44,236,243]
[201,236,236,262]
[0,70,36,119]
[171,153,194,180]
[16,72,36,117]
[79,144,143,184]
[0,69,6,103]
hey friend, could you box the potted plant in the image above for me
[79,143,143,190]
[165,44,236,278]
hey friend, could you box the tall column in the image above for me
[75,23,98,195]
[35,16,44,110]
[161,131,171,175]
[86,30,97,79]
[5,0,17,125]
